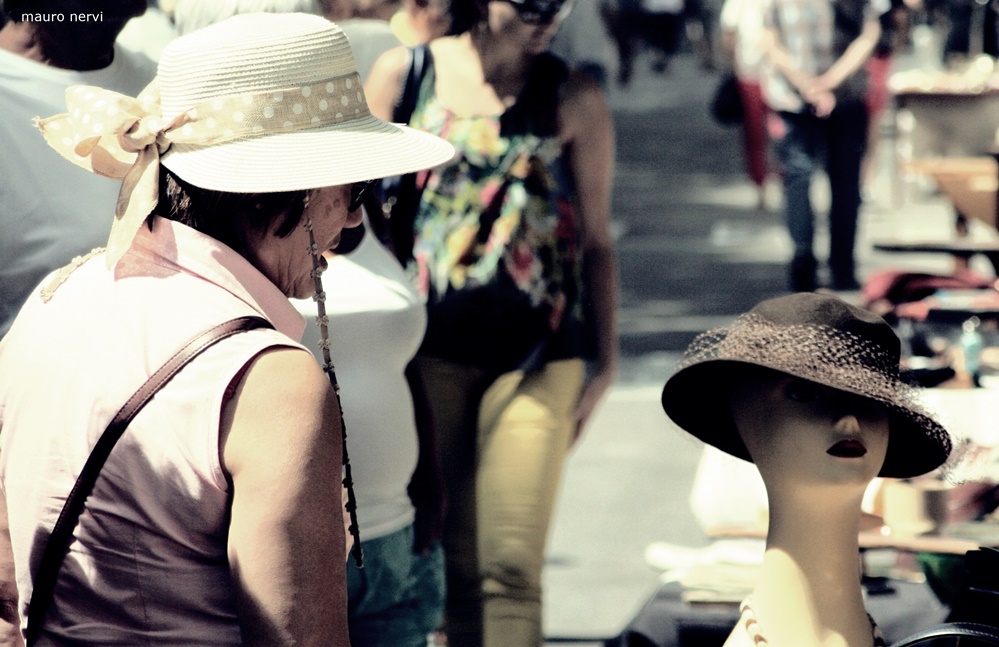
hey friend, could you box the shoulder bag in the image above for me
[379,44,434,264]
[24,315,273,645]
[710,72,744,126]
[889,547,999,646]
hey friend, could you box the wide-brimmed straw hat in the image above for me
[36,12,454,266]
[661,292,951,478]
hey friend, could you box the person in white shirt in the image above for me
[293,215,447,647]
[0,0,156,338]
[720,0,774,211]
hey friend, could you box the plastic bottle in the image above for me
[960,316,984,387]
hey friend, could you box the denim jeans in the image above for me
[347,524,446,647]
[778,99,868,284]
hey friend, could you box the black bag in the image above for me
[710,72,744,126]
[888,548,999,647]
[888,623,999,646]
[376,44,434,264]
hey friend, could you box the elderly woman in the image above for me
[0,13,452,647]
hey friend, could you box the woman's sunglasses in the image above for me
[498,0,573,24]
[348,179,378,212]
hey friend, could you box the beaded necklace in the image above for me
[737,597,887,647]
[304,211,363,568]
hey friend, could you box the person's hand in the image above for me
[807,89,836,118]
[408,456,446,555]
[571,363,616,445]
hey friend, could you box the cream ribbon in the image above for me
[37,73,369,268]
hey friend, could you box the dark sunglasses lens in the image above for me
[349,180,375,211]
[508,0,564,23]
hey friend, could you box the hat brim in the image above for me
[161,115,454,193]
[661,359,952,479]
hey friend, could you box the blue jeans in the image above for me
[347,524,446,647]
[778,99,868,284]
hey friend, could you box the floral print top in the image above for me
[408,53,591,371]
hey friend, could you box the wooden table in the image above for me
[873,238,999,273]
[903,157,999,229]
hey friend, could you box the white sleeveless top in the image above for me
[0,217,308,645]
[294,223,424,539]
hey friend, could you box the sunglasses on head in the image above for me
[348,179,378,212]
[498,0,572,24]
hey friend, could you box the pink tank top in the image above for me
[0,217,308,644]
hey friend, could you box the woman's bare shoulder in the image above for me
[559,69,611,140]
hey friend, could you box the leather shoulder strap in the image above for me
[393,43,433,124]
[25,315,273,645]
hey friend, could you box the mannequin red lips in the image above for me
[827,439,867,458]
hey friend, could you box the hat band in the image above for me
[36,72,368,271]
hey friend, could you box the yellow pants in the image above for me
[413,356,585,647]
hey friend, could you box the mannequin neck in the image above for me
[750,484,873,647]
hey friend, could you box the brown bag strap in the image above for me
[25,316,273,645]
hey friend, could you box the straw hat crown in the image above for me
[157,13,358,122]
[153,12,455,193]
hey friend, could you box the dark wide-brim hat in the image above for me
[661,292,951,479]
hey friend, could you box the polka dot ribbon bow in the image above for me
[36,73,369,268]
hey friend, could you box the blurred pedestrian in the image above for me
[762,0,887,292]
[0,0,155,338]
[642,0,685,73]
[365,0,619,642]
[942,0,999,64]
[391,0,452,44]
[0,13,453,645]
[720,0,774,210]
[861,0,910,197]
[549,0,616,89]
[318,0,407,81]
[167,0,320,35]
[116,0,178,62]
[684,0,719,71]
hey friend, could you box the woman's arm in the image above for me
[221,348,349,647]
[560,70,619,441]
[404,361,446,555]
[816,17,881,92]
[365,46,413,121]
[760,24,816,98]
[0,488,23,647]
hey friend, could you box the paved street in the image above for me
[542,47,967,645]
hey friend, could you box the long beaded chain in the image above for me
[304,214,363,568]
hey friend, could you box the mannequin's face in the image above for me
[730,369,889,489]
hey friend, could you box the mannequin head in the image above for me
[728,366,889,493]
[662,293,950,480]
